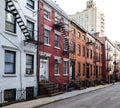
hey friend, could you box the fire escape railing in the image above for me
[54,21,70,53]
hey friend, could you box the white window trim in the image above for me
[54,32,60,49]
[63,74,68,76]
[44,43,51,46]
[54,74,60,76]
[44,9,51,21]
[44,17,51,22]
[2,45,19,51]
[44,25,52,31]
[39,52,51,57]
[25,15,36,23]
[26,6,35,12]
[24,50,36,54]
[24,74,35,77]
[25,51,36,76]
[63,60,68,76]
[26,0,35,10]
[54,30,61,35]
[2,74,17,77]
[55,46,61,49]
[54,56,61,60]
[4,31,17,37]
[63,58,69,61]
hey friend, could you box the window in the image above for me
[44,29,50,44]
[27,0,34,9]
[72,28,75,35]
[44,10,50,19]
[26,87,34,100]
[64,38,69,51]
[82,35,86,41]
[5,1,16,33]
[4,89,16,102]
[78,62,81,76]
[90,49,92,59]
[78,44,81,56]
[55,17,59,24]
[90,64,92,75]
[83,63,85,76]
[54,63,59,75]
[26,54,34,74]
[87,48,89,58]
[86,38,89,42]
[5,50,16,74]
[78,32,81,38]
[55,34,60,47]
[27,20,34,39]
[72,41,76,53]
[64,61,68,75]
[82,45,85,57]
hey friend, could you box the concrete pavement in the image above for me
[3,84,112,108]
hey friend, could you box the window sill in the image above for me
[44,17,51,21]
[24,74,35,77]
[63,74,68,76]
[26,6,35,12]
[63,49,68,51]
[3,74,17,77]
[54,74,60,76]
[4,31,17,37]
[55,47,60,49]
[44,44,51,47]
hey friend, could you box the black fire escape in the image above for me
[54,18,69,53]
[6,0,37,44]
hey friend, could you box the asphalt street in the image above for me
[38,83,120,108]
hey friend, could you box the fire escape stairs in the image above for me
[54,21,70,53]
[7,0,37,44]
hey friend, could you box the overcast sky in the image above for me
[52,0,120,42]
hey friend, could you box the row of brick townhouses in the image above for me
[0,0,120,104]
[69,21,103,86]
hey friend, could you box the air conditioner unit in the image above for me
[55,59,62,63]
[26,69,33,74]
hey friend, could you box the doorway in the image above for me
[70,60,75,80]
[40,59,49,81]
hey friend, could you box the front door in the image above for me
[40,59,49,81]
[86,64,89,78]
[70,61,75,80]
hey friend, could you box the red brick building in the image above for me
[38,0,70,92]
[69,20,103,86]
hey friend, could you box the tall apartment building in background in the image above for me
[71,0,105,36]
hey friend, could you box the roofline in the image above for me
[41,0,71,21]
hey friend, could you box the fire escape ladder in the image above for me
[54,18,70,53]
[7,0,34,42]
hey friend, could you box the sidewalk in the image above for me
[3,84,111,108]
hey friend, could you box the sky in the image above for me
[52,0,120,42]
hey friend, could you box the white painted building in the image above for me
[0,0,38,102]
